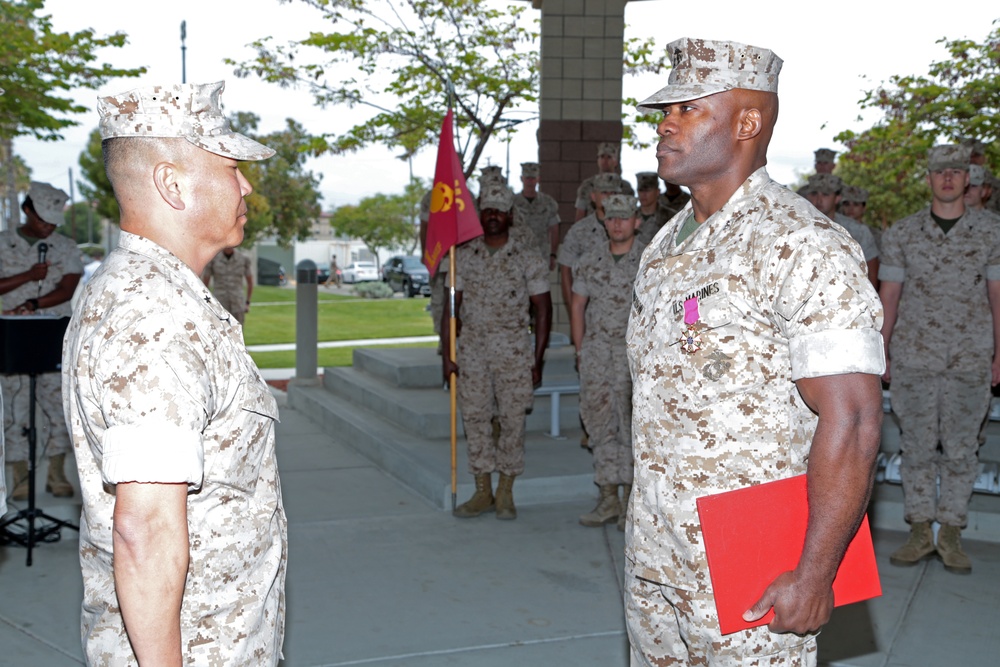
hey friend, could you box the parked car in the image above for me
[382,255,431,297]
[316,265,331,283]
[342,261,379,284]
[257,257,287,286]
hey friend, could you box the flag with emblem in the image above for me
[422,108,482,275]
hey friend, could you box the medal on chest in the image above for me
[678,297,702,354]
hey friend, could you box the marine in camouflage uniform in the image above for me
[880,144,1000,574]
[574,142,635,221]
[513,162,561,269]
[805,173,879,289]
[558,172,622,314]
[445,184,551,521]
[626,38,884,666]
[202,247,253,324]
[63,81,287,665]
[0,181,83,500]
[571,194,644,530]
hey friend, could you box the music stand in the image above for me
[0,315,78,566]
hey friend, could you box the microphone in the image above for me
[36,241,49,300]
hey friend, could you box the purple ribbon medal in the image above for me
[678,297,702,354]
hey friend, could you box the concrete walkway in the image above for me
[3,391,999,666]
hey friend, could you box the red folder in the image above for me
[696,474,881,635]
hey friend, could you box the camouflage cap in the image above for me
[520,162,540,178]
[969,164,986,187]
[841,185,869,204]
[961,137,986,155]
[479,183,514,212]
[597,142,619,158]
[25,181,69,226]
[480,165,505,184]
[927,144,971,172]
[796,183,813,197]
[97,81,275,161]
[593,172,623,193]
[603,194,638,219]
[814,148,836,164]
[636,172,660,191]
[807,173,843,195]
[637,38,782,112]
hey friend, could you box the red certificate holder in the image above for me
[696,474,881,635]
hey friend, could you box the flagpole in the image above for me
[448,250,458,511]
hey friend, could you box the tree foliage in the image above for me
[229,0,538,177]
[621,34,672,151]
[231,112,324,247]
[0,0,145,141]
[58,201,102,245]
[77,128,118,222]
[834,22,1000,229]
[329,180,425,265]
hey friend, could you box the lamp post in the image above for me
[180,21,187,84]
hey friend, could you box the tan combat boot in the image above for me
[8,460,29,501]
[936,524,972,574]
[495,473,517,520]
[617,484,632,532]
[889,521,936,566]
[46,453,75,498]
[453,474,495,518]
[579,484,621,527]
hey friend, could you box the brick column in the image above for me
[533,0,627,332]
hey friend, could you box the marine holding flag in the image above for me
[442,182,552,521]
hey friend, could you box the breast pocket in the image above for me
[671,296,765,409]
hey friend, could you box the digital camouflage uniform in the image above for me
[576,174,635,217]
[832,212,879,262]
[573,238,644,486]
[0,226,83,462]
[64,232,287,666]
[513,190,560,261]
[626,168,884,664]
[557,213,608,272]
[203,249,252,324]
[455,234,549,476]
[879,206,1000,526]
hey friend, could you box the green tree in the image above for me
[834,22,1000,229]
[77,128,119,223]
[229,0,538,177]
[58,201,102,245]
[621,34,673,151]
[230,112,324,247]
[1,0,144,226]
[329,186,422,265]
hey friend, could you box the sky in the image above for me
[13,0,999,211]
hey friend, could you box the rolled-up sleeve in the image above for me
[768,228,885,381]
[96,313,210,488]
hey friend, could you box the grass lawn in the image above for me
[249,341,436,369]
[244,285,436,363]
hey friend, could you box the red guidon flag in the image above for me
[423,109,482,275]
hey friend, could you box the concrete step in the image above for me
[287,383,597,511]
[350,345,579,389]
[321,364,582,439]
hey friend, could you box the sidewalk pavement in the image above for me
[3,390,999,666]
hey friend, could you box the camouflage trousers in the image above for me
[579,336,633,486]
[2,373,71,462]
[457,330,534,477]
[892,365,991,526]
[216,289,248,325]
[430,272,448,335]
[625,573,817,667]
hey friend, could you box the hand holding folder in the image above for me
[696,474,881,635]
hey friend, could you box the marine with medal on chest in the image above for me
[623,38,885,667]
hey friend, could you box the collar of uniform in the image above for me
[118,232,221,310]
[669,167,772,255]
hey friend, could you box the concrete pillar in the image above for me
[534,0,628,333]
[294,259,318,382]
